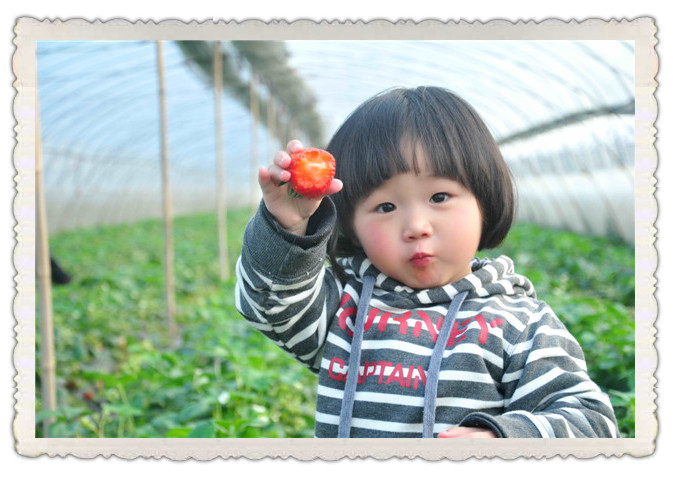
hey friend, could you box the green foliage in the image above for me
[37,209,316,438]
[481,224,635,437]
[36,216,635,438]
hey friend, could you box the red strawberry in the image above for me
[287,148,336,199]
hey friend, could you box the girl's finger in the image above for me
[268,164,291,184]
[273,150,291,169]
[258,166,273,192]
[325,178,343,196]
[286,139,304,154]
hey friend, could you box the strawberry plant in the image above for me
[36,212,635,437]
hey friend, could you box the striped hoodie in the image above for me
[235,198,619,438]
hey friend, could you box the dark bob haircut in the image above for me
[326,86,516,277]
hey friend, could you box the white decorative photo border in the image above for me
[12,17,658,460]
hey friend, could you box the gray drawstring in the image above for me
[338,275,375,438]
[337,276,468,438]
[422,289,468,437]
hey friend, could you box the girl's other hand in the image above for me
[437,427,497,438]
[259,139,342,236]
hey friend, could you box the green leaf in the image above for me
[177,401,212,423]
[35,409,63,424]
[80,415,98,433]
[62,406,90,420]
[151,413,179,430]
[165,427,191,438]
[103,403,143,417]
[187,421,216,438]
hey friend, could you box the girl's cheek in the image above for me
[358,222,390,252]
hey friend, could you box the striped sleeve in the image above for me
[234,199,342,372]
[459,303,620,438]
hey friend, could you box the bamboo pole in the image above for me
[156,41,178,342]
[213,41,230,281]
[35,94,57,436]
[267,95,276,155]
[250,72,260,212]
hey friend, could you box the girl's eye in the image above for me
[375,202,396,213]
[430,192,451,203]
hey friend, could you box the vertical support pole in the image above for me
[267,95,276,158]
[288,119,296,143]
[213,41,230,281]
[277,104,288,145]
[156,40,178,342]
[35,94,57,436]
[250,72,260,212]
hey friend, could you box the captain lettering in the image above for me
[328,356,427,389]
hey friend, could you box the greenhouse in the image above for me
[33,38,637,440]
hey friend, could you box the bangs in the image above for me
[401,129,470,189]
[328,90,408,205]
[402,88,475,190]
[328,88,471,208]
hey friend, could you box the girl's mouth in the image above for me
[410,252,433,267]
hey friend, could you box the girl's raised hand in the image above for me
[259,139,342,236]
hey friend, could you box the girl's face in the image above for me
[352,146,482,289]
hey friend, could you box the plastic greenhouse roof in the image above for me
[37,39,634,161]
[285,40,634,140]
[36,39,635,241]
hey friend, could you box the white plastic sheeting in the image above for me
[37,39,635,243]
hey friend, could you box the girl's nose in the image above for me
[403,216,433,241]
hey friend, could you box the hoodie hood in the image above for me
[337,254,536,307]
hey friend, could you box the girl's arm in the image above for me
[235,140,343,372]
[458,305,620,438]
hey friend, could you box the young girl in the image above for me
[235,86,619,438]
